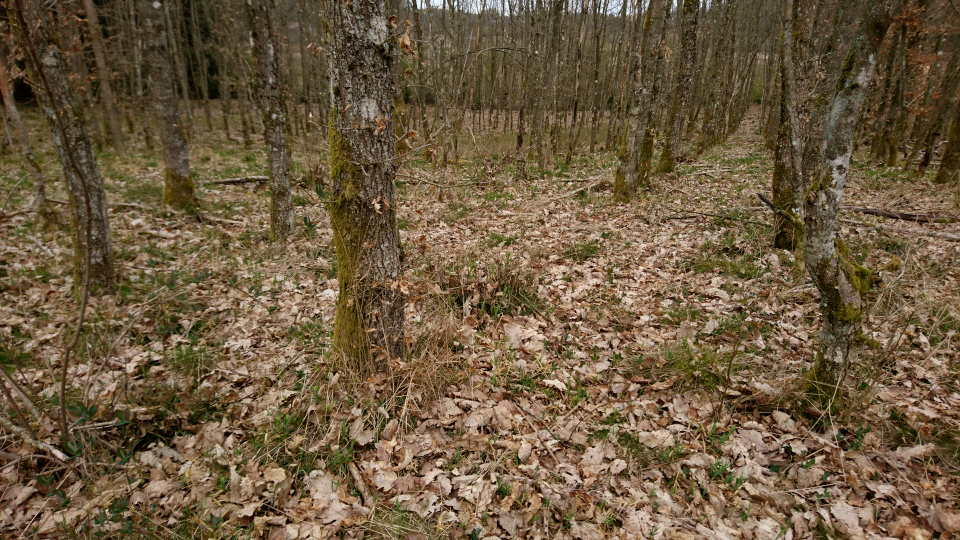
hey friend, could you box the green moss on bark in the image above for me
[163,169,196,211]
[327,106,370,367]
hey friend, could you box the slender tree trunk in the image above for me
[771,0,803,250]
[189,0,213,132]
[11,0,116,293]
[163,0,194,136]
[237,52,255,147]
[248,0,294,240]
[656,0,699,174]
[219,53,233,140]
[565,0,588,166]
[82,0,126,154]
[141,0,196,210]
[935,102,960,185]
[803,0,898,403]
[0,51,54,222]
[326,0,406,373]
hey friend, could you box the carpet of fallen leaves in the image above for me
[1,109,960,539]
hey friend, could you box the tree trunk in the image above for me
[248,0,294,240]
[565,0,588,167]
[141,0,196,210]
[771,0,803,250]
[656,0,699,174]
[613,0,663,202]
[326,0,406,374]
[163,0,194,136]
[0,50,54,223]
[803,0,897,404]
[82,0,126,154]
[935,101,960,185]
[189,0,213,132]
[10,0,116,293]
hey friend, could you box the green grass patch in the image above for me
[563,239,601,262]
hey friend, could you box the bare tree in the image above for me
[326,0,406,373]
[656,0,699,174]
[81,0,125,154]
[141,0,196,210]
[247,0,294,240]
[10,0,116,292]
[613,0,665,202]
[935,99,960,184]
[802,0,899,402]
[0,46,54,223]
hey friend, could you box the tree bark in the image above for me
[0,50,54,222]
[803,0,898,403]
[935,100,960,185]
[248,0,294,240]
[141,0,196,210]
[613,0,664,202]
[10,0,116,293]
[326,0,406,374]
[81,0,126,154]
[771,0,803,250]
[656,0,699,174]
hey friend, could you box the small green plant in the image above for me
[563,239,600,262]
[496,478,511,498]
[486,232,517,247]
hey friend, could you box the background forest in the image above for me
[1,0,960,538]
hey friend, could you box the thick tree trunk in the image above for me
[613,0,663,202]
[11,0,116,293]
[248,0,294,240]
[141,0,196,210]
[82,0,126,154]
[935,102,960,185]
[656,0,699,174]
[327,0,406,374]
[803,0,897,403]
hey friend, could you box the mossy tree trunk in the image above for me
[326,0,406,374]
[935,100,960,185]
[141,0,196,211]
[612,0,663,203]
[247,0,294,241]
[11,0,116,293]
[656,0,699,175]
[802,0,897,403]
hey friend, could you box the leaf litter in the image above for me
[0,110,958,539]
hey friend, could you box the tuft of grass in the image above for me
[563,239,600,262]
[170,344,217,385]
[486,232,516,247]
[443,202,472,224]
[122,181,163,205]
[624,341,741,393]
[434,256,544,318]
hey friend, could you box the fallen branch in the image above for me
[560,177,607,198]
[196,212,245,226]
[841,218,960,242]
[347,462,373,507]
[0,411,68,461]
[842,206,958,224]
[205,175,269,186]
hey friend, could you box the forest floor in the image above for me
[1,108,960,540]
